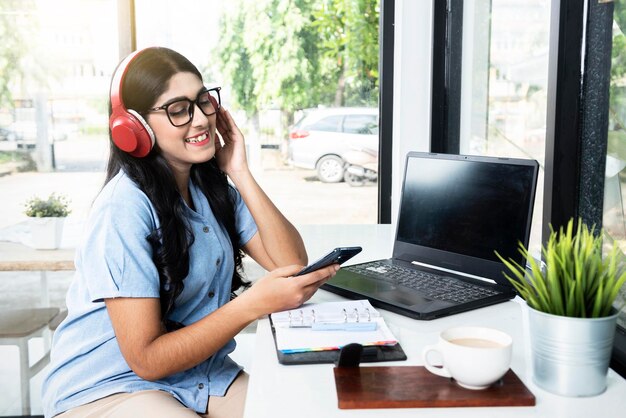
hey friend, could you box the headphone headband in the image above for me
[109,49,142,111]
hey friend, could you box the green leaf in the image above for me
[496,217,625,318]
[591,280,604,318]
[546,240,564,315]
[566,281,577,317]
[23,193,71,218]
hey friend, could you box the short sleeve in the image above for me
[230,186,258,246]
[78,176,161,303]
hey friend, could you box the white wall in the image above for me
[391,0,434,224]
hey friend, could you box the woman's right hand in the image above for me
[238,264,340,318]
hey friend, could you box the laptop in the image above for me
[322,151,539,320]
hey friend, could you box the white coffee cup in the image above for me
[422,326,512,390]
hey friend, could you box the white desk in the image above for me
[243,225,626,418]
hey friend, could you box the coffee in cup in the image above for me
[422,326,512,390]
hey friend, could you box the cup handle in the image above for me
[422,344,451,378]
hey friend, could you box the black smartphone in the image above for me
[294,246,362,276]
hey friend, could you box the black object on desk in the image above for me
[269,319,407,365]
[335,343,364,367]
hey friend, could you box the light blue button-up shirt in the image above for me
[42,170,258,417]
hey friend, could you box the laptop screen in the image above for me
[396,153,538,267]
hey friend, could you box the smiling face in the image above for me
[146,72,217,174]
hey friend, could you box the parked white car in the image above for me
[287,107,378,183]
[9,121,72,142]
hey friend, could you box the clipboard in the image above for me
[269,315,407,365]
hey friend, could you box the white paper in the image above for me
[270,300,399,352]
[271,299,380,327]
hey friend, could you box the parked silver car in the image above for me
[287,107,378,183]
[0,127,20,142]
[9,121,70,142]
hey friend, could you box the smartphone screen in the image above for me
[294,246,362,276]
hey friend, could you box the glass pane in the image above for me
[307,115,343,132]
[0,0,118,193]
[0,2,119,415]
[343,114,378,135]
[604,4,626,327]
[0,0,120,242]
[135,0,381,225]
[460,0,551,257]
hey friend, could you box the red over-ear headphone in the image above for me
[109,49,156,158]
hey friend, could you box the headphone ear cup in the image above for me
[110,109,155,158]
[108,48,156,158]
[128,110,155,156]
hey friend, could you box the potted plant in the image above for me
[23,193,71,250]
[497,218,626,397]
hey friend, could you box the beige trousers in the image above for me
[56,372,249,418]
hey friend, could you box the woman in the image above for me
[41,47,337,418]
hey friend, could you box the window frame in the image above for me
[430,0,463,154]
[432,0,621,378]
[378,0,395,224]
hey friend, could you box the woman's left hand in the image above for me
[214,106,249,176]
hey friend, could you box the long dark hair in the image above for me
[106,47,248,327]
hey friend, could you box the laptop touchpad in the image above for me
[328,271,435,308]
[377,289,434,307]
[329,272,395,293]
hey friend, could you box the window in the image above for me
[0,1,120,415]
[603,3,626,328]
[135,0,382,225]
[0,0,118,219]
[458,0,551,256]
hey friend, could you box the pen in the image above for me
[311,322,378,332]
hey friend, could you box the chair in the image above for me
[0,307,60,415]
[48,309,67,332]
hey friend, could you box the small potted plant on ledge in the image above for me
[498,218,626,397]
[24,193,71,250]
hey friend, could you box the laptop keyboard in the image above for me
[344,261,501,304]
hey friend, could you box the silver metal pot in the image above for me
[528,306,618,397]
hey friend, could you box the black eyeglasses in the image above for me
[146,86,221,127]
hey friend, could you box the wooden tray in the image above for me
[334,366,535,409]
